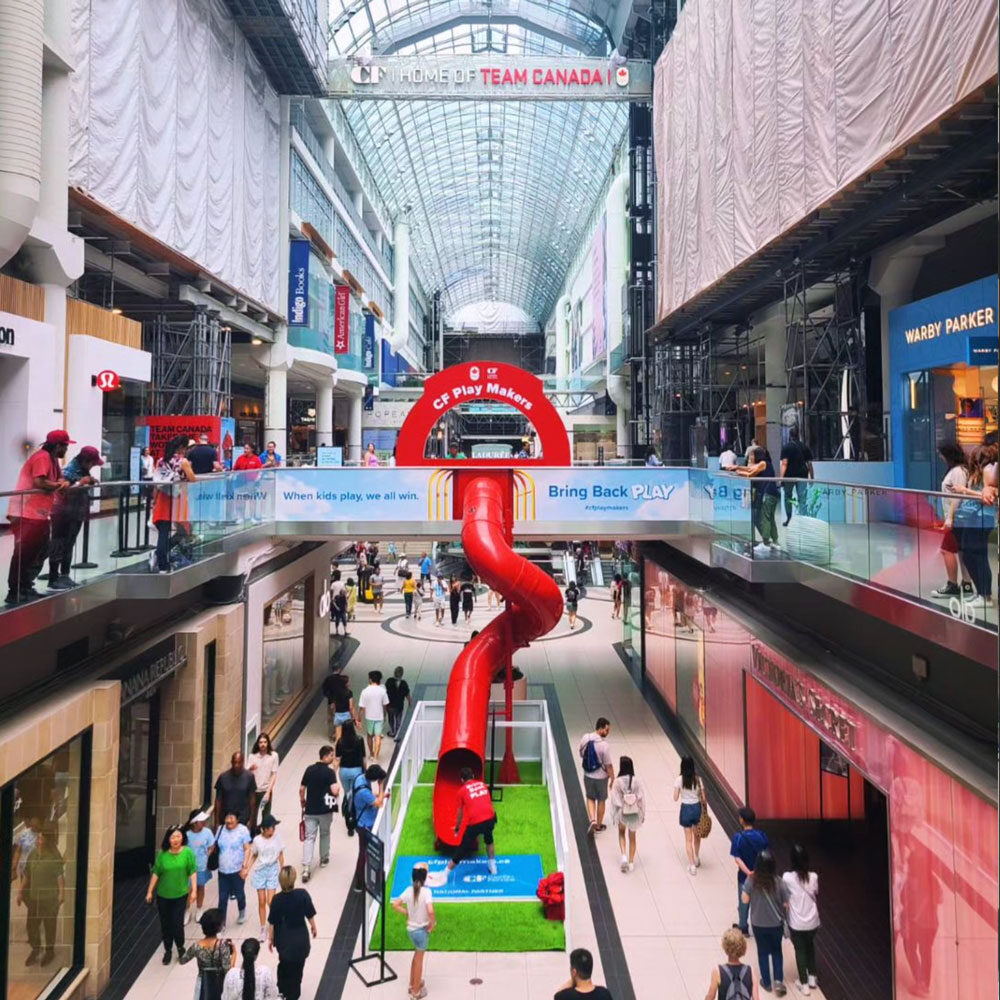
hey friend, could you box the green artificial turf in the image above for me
[416,758,543,785]
[372,783,564,952]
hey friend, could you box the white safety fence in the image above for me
[364,698,573,948]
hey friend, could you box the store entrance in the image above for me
[114,692,161,878]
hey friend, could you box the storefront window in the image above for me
[102,377,147,481]
[4,733,88,999]
[262,578,308,730]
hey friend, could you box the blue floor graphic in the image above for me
[389,854,544,901]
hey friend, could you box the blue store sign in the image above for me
[888,275,998,487]
[287,239,310,327]
[363,313,376,372]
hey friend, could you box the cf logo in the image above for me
[350,64,384,85]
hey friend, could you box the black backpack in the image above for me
[718,964,752,1000]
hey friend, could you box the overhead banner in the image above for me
[326,56,652,102]
[288,239,310,327]
[271,467,690,523]
[363,312,377,377]
[333,284,350,353]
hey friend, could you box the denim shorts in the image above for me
[408,927,429,951]
[196,869,214,887]
[334,711,353,725]
[679,802,702,828]
[252,860,280,890]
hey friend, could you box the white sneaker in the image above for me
[148,550,158,573]
[753,543,771,557]
[626,862,634,872]
[620,854,628,872]
[695,857,702,868]
[688,864,697,875]
[807,976,817,989]
[963,594,985,610]
[237,910,246,924]
[798,984,810,996]
[195,908,202,922]
[259,926,267,943]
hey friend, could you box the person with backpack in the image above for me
[564,580,580,629]
[609,756,645,873]
[730,806,769,935]
[782,844,820,995]
[385,666,412,739]
[741,849,790,996]
[335,719,366,836]
[179,908,233,1000]
[673,755,706,875]
[578,718,614,834]
[702,927,759,1000]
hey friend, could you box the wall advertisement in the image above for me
[591,213,607,359]
[333,284,351,353]
[288,239,310,327]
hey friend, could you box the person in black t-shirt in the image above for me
[335,720,366,835]
[322,672,355,741]
[553,948,613,1000]
[460,577,476,623]
[737,446,780,554]
[298,747,340,882]
[214,752,256,827]
[779,425,814,525]
[186,434,221,475]
[384,666,411,739]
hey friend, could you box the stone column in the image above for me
[392,220,410,353]
[348,391,363,463]
[264,325,289,455]
[315,378,334,446]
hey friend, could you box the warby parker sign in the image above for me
[327,56,652,102]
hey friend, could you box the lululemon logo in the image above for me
[95,370,120,391]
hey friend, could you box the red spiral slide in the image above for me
[432,475,564,846]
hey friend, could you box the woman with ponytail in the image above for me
[221,937,278,1000]
[392,863,435,999]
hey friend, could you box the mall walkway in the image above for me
[120,584,828,1000]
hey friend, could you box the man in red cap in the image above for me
[46,445,104,591]
[6,430,72,604]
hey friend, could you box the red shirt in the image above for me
[458,780,494,826]
[9,449,61,520]
[233,454,263,470]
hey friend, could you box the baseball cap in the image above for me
[44,429,75,446]
[78,446,104,465]
[260,815,281,828]
[191,810,212,823]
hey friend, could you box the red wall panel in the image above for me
[820,771,850,820]
[704,638,747,803]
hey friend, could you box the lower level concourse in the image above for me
[3,539,990,1000]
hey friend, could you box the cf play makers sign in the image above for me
[326,56,652,101]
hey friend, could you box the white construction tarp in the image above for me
[654,0,999,324]
[69,0,282,313]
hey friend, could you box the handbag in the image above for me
[762,884,790,939]
[694,781,712,839]
[299,809,306,843]
[207,828,220,871]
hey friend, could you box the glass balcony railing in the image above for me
[1,469,994,634]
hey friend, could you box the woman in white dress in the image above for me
[609,755,646,873]
[222,938,278,1000]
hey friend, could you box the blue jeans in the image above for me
[753,924,784,987]
[737,879,750,932]
[217,870,246,917]
[339,766,363,829]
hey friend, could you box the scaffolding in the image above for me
[783,264,868,460]
[146,309,232,417]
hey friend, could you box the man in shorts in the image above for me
[432,573,448,627]
[578,718,614,834]
[357,670,389,758]
[440,767,498,880]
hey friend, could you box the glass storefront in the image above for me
[3,733,89,1000]
[261,578,308,731]
[102,377,148,481]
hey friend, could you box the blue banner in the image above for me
[531,468,690,521]
[363,313,376,371]
[968,335,999,366]
[287,239,310,327]
[389,854,544,901]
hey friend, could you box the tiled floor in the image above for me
[121,584,830,1000]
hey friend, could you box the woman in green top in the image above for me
[146,825,197,963]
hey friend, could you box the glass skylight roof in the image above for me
[327,1,628,322]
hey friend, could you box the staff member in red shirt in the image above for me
[6,430,72,605]
[444,768,498,879]
[233,442,263,471]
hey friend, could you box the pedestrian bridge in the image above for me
[1,466,996,663]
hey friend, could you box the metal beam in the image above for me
[177,285,275,343]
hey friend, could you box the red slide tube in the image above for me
[432,475,564,845]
